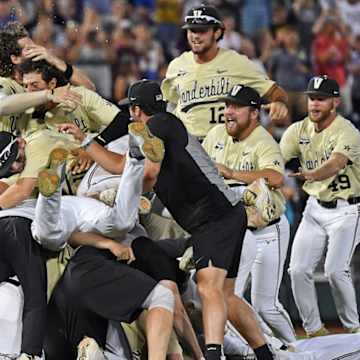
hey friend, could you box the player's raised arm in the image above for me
[24,44,96,91]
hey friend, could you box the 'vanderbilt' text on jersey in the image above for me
[162,48,274,138]
[280,115,360,201]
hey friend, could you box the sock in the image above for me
[253,344,275,360]
[205,344,223,360]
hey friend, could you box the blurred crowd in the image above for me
[2,0,360,230]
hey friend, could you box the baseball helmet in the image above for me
[182,4,224,30]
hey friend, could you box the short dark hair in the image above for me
[0,31,22,77]
[19,59,68,87]
[2,21,29,39]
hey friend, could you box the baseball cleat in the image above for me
[76,337,105,360]
[99,188,117,206]
[347,327,360,333]
[139,195,152,215]
[16,354,42,360]
[178,246,195,272]
[243,178,276,224]
[38,148,68,197]
[307,325,330,338]
[128,122,164,163]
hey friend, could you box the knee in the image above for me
[147,283,175,314]
[288,266,312,282]
[252,297,272,316]
[197,281,222,301]
[325,269,350,285]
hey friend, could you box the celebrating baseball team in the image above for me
[1,3,360,360]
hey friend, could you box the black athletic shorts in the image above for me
[63,246,157,324]
[192,202,247,278]
[131,236,187,289]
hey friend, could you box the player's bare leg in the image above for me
[224,279,276,359]
[146,307,174,360]
[196,266,227,359]
[160,280,204,360]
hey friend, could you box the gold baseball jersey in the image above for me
[0,77,28,134]
[24,86,120,135]
[203,124,286,218]
[280,115,360,201]
[1,128,78,195]
[161,48,274,138]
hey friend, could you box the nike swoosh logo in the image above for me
[216,69,227,74]
[242,152,250,156]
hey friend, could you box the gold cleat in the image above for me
[307,325,330,338]
[128,122,165,163]
[38,148,68,197]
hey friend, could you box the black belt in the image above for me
[317,196,360,209]
[248,217,280,231]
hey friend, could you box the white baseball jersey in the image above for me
[281,114,360,334]
[280,115,360,201]
[162,48,274,138]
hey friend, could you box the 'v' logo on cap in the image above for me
[313,77,324,89]
[231,85,242,96]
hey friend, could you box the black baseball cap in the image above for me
[0,131,19,178]
[182,4,224,30]
[118,79,166,111]
[305,75,340,98]
[219,85,262,109]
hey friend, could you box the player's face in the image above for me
[23,72,48,92]
[308,96,336,123]
[187,27,218,55]
[224,103,252,138]
[9,138,26,174]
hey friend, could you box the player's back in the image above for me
[147,112,239,232]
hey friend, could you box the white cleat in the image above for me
[76,337,105,360]
[16,354,42,360]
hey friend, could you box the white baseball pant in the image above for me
[0,280,23,357]
[289,196,360,333]
[31,154,144,251]
[235,215,296,344]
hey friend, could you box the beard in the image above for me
[309,107,333,123]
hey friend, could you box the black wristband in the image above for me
[64,62,74,80]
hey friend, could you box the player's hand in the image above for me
[216,163,233,179]
[70,148,93,174]
[108,241,136,264]
[57,123,85,142]
[23,44,65,69]
[289,167,315,182]
[47,84,82,107]
[263,101,288,123]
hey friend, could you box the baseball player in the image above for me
[202,84,296,345]
[115,79,281,360]
[0,21,94,134]
[30,123,164,251]
[280,75,360,336]
[161,4,288,141]
[0,128,79,210]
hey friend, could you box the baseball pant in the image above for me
[235,215,296,344]
[0,280,23,356]
[32,155,144,250]
[0,217,47,357]
[289,196,360,333]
